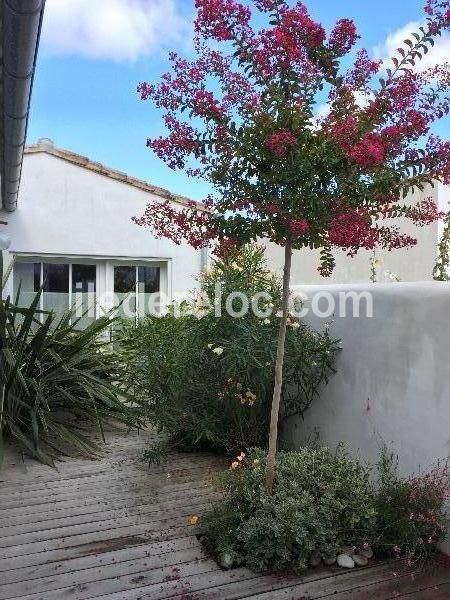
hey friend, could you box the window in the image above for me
[14,261,97,326]
[114,264,160,318]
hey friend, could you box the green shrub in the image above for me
[374,448,449,563]
[118,245,339,454]
[0,255,132,466]
[201,447,376,572]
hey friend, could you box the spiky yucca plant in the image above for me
[0,253,132,467]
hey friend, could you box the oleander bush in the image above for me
[118,245,339,454]
[0,255,132,467]
[201,446,377,573]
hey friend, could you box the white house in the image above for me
[1,139,206,323]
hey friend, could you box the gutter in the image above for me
[1,0,46,212]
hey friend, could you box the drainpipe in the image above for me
[1,0,46,212]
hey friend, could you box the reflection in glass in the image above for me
[72,264,97,328]
[114,265,136,317]
[137,266,160,316]
[42,263,69,319]
[14,262,40,308]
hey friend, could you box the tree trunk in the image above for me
[265,239,293,493]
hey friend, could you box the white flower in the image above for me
[290,322,300,329]
[276,310,283,318]
[212,347,224,356]
[263,318,271,325]
[207,343,214,349]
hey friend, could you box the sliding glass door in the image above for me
[114,264,160,319]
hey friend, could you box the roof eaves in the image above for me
[24,142,205,211]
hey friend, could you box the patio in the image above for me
[0,430,449,600]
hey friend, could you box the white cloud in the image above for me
[42,0,190,62]
[374,21,450,72]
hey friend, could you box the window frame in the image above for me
[113,263,161,320]
[16,259,99,324]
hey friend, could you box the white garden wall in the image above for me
[282,282,450,553]
[264,182,450,284]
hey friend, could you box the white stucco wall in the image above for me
[264,183,448,285]
[0,150,204,299]
[283,282,450,552]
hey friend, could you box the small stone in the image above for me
[357,546,374,560]
[337,554,355,569]
[219,552,234,570]
[352,554,369,567]
[309,551,322,567]
[323,554,337,566]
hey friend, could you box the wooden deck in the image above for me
[0,429,449,599]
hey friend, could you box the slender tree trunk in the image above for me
[265,239,293,493]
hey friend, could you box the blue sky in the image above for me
[28,0,449,202]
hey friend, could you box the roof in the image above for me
[1,0,46,212]
[24,139,204,210]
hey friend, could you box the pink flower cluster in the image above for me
[328,19,359,56]
[345,49,381,89]
[279,4,326,49]
[381,110,430,155]
[265,131,297,157]
[424,0,450,28]
[192,89,226,119]
[194,0,251,41]
[288,219,309,236]
[412,199,445,225]
[253,0,281,11]
[386,71,420,113]
[348,133,386,168]
[328,209,380,254]
[148,117,201,170]
[133,199,217,250]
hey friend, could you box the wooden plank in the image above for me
[319,567,450,599]
[241,563,401,600]
[398,583,450,599]
[0,464,219,505]
[0,491,216,534]
[3,560,220,600]
[0,537,198,584]
[92,565,262,600]
[0,474,216,518]
[0,501,210,548]
[0,476,214,519]
[0,547,211,599]
[0,516,197,561]
[0,454,223,494]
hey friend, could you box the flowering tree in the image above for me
[135,0,450,492]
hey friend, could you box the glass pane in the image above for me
[138,266,160,294]
[14,262,40,307]
[72,264,97,328]
[72,264,96,293]
[43,263,69,318]
[138,266,161,316]
[114,265,136,318]
[34,263,41,292]
[114,266,136,293]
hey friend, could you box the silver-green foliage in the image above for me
[202,447,376,572]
